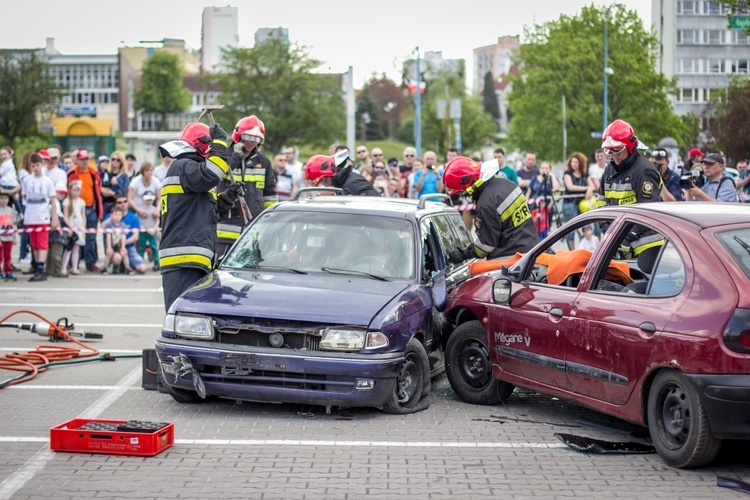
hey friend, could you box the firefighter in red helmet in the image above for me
[158,121,236,312]
[442,156,538,261]
[599,119,662,206]
[599,119,664,257]
[304,150,380,196]
[215,115,278,261]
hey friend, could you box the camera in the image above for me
[427,164,436,170]
[679,169,706,189]
[542,173,548,179]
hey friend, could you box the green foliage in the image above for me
[718,1,750,33]
[363,76,409,140]
[398,61,495,155]
[482,71,500,123]
[708,75,750,162]
[12,137,52,159]
[679,112,702,151]
[0,51,60,148]
[356,87,383,141]
[210,39,345,154]
[133,51,191,131]
[508,5,686,160]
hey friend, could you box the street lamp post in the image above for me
[603,4,620,133]
[415,46,422,158]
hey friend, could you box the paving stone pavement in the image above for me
[1,265,749,499]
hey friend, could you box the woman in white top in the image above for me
[128,162,162,219]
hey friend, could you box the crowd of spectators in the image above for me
[1,141,747,282]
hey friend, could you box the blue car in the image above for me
[156,191,474,414]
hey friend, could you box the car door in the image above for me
[489,221,595,391]
[566,219,689,405]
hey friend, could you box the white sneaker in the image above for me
[19,257,31,265]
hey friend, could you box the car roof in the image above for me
[594,202,750,229]
[270,195,458,219]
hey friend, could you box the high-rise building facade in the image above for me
[652,0,750,122]
[201,6,239,73]
[473,36,520,137]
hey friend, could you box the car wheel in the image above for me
[163,369,205,404]
[382,338,431,414]
[647,370,721,468]
[445,320,515,405]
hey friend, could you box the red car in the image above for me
[444,203,750,468]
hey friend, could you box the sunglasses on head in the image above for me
[651,150,668,158]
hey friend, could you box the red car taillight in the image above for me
[723,308,750,354]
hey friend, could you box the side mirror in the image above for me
[493,278,512,304]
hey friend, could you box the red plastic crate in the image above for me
[50,419,174,456]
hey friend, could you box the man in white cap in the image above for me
[45,147,67,188]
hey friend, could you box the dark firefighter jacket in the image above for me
[473,175,539,259]
[216,148,278,244]
[333,165,381,196]
[158,140,229,273]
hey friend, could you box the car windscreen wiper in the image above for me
[320,266,389,281]
[733,235,750,257]
[240,264,308,274]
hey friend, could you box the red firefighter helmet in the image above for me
[601,119,638,154]
[232,115,266,145]
[179,122,211,158]
[304,155,337,185]
[442,156,482,193]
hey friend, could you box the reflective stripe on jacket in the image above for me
[159,145,229,273]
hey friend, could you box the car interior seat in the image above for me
[623,246,661,294]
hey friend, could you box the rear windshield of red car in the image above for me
[716,229,750,280]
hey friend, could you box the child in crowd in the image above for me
[46,182,69,277]
[61,180,86,275]
[137,190,160,271]
[531,196,551,240]
[578,225,600,252]
[21,153,58,281]
[0,190,18,281]
[102,205,132,275]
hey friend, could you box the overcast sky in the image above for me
[2,0,652,87]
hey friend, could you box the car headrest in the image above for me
[637,246,661,275]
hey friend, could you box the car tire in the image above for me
[382,338,431,414]
[163,372,205,404]
[647,370,721,468]
[445,320,515,405]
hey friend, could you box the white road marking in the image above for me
[2,303,162,308]
[6,385,142,390]
[0,367,141,498]
[1,287,161,292]
[0,349,146,354]
[0,436,566,449]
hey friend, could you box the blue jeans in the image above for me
[84,206,98,269]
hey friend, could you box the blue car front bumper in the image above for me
[155,339,403,409]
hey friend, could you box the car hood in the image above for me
[174,269,410,326]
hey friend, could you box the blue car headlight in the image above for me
[174,314,214,340]
[320,327,389,352]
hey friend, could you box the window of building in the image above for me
[678,58,697,73]
[705,1,721,15]
[677,30,697,44]
[738,31,750,44]
[680,88,695,102]
[732,59,750,74]
[678,1,698,14]
[708,59,726,73]
[706,30,723,44]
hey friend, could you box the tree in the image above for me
[210,39,345,154]
[0,51,59,148]
[133,51,191,131]
[356,87,382,141]
[482,71,500,127]
[401,62,495,155]
[708,76,750,162]
[363,76,409,140]
[507,5,686,160]
[718,1,750,33]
